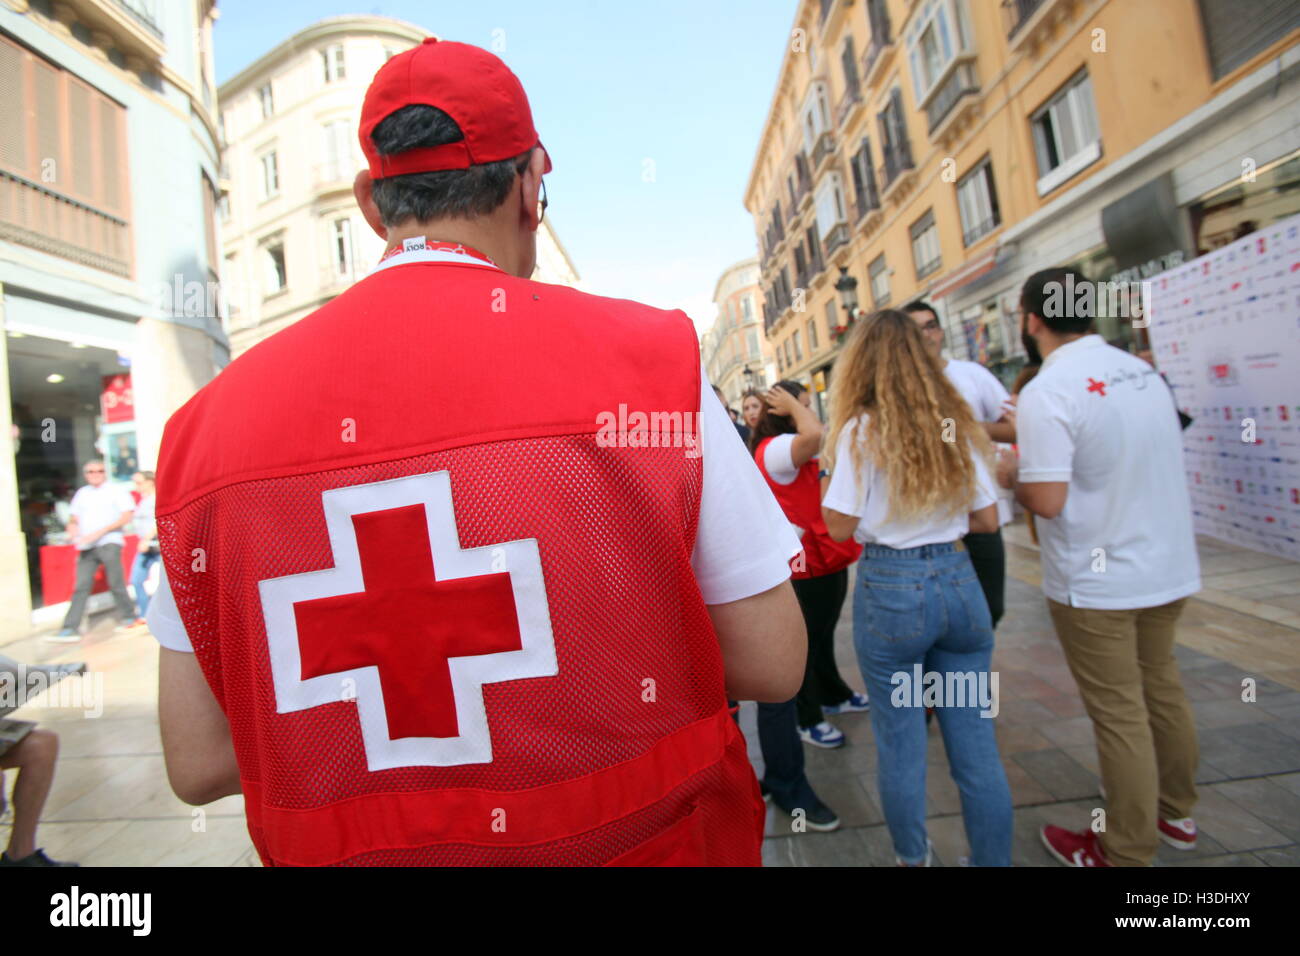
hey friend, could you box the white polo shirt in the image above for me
[150,367,803,651]
[822,415,997,550]
[68,482,136,551]
[944,358,1011,424]
[1016,335,1200,610]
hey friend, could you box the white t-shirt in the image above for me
[944,358,1011,424]
[822,415,997,550]
[150,370,802,652]
[68,482,136,551]
[1016,334,1200,610]
[761,433,801,485]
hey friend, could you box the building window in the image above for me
[793,329,803,363]
[258,82,274,119]
[814,172,848,241]
[869,253,890,306]
[849,137,880,218]
[333,217,354,276]
[259,150,279,200]
[322,120,352,182]
[741,295,753,324]
[910,209,942,279]
[956,157,1000,246]
[262,240,287,296]
[801,81,831,153]
[1032,70,1101,196]
[747,329,759,358]
[807,316,820,351]
[201,171,219,272]
[322,44,346,83]
[824,298,839,335]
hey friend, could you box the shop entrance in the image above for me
[7,332,136,608]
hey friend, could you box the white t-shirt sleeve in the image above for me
[147,565,194,653]
[978,368,1012,422]
[971,446,997,511]
[692,369,802,604]
[1017,383,1075,482]
[822,420,868,517]
[762,433,800,485]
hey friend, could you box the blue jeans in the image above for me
[853,542,1012,866]
[130,549,160,618]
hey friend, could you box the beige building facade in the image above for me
[218,16,579,357]
[746,0,1300,394]
[701,257,774,409]
[0,0,226,630]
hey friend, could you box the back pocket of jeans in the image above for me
[860,579,925,642]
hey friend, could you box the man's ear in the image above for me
[519,147,546,231]
[354,170,387,240]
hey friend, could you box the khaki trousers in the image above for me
[1047,597,1199,866]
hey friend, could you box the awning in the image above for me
[929,243,1004,299]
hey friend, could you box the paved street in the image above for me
[2,520,1298,867]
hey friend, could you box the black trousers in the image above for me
[792,569,854,729]
[963,528,1005,628]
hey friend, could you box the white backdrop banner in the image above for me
[1146,213,1300,560]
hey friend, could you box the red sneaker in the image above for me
[1158,816,1197,850]
[1040,824,1112,867]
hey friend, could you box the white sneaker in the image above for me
[897,839,934,867]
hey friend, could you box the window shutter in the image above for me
[32,58,62,184]
[1197,0,1300,79]
[99,91,123,213]
[0,36,29,176]
[66,77,94,202]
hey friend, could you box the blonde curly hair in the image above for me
[824,309,993,524]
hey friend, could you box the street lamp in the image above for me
[833,267,861,339]
[743,366,755,392]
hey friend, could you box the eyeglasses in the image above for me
[516,157,548,224]
[921,320,942,333]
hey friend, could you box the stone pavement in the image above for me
[755,523,1300,867]
[1,519,1297,866]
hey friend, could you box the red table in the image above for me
[39,535,140,607]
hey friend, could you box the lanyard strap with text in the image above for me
[374,237,501,273]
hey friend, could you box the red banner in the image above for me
[101,373,134,424]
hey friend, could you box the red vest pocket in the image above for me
[604,804,706,867]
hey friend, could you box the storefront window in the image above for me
[7,333,136,607]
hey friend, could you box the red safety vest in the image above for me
[754,436,862,579]
[155,248,764,866]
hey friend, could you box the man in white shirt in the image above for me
[904,300,1014,627]
[1004,268,1201,868]
[50,460,138,642]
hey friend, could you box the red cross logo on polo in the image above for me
[1086,377,1107,396]
[257,471,557,770]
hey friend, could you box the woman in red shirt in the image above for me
[750,381,865,748]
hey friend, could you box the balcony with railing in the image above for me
[854,172,881,223]
[811,130,836,175]
[925,60,980,141]
[823,222,850,258]
[861,0,895,88]
[835,84,863,131]
[961,213,1001,248]
[794,153,813,211]
[0,168,132,277]
[878,140,915,197]
[1004,0,1066,53]
[63,0,166,63]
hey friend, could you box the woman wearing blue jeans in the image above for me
[820,310,1012,867]
[127,471,160,627]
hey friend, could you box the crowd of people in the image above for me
[7,40,1206,869]
[717,272,1202,868]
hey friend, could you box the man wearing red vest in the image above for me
[147,39,806,866]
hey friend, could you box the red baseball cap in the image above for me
[359,38,551,180]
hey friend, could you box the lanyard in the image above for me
[373,237,501,274]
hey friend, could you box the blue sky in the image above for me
[214,0,795,333]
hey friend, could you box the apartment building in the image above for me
[0,0,226,628]
[218,16,580,357]
[701,257,775,408]
[745,0,1300,394]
